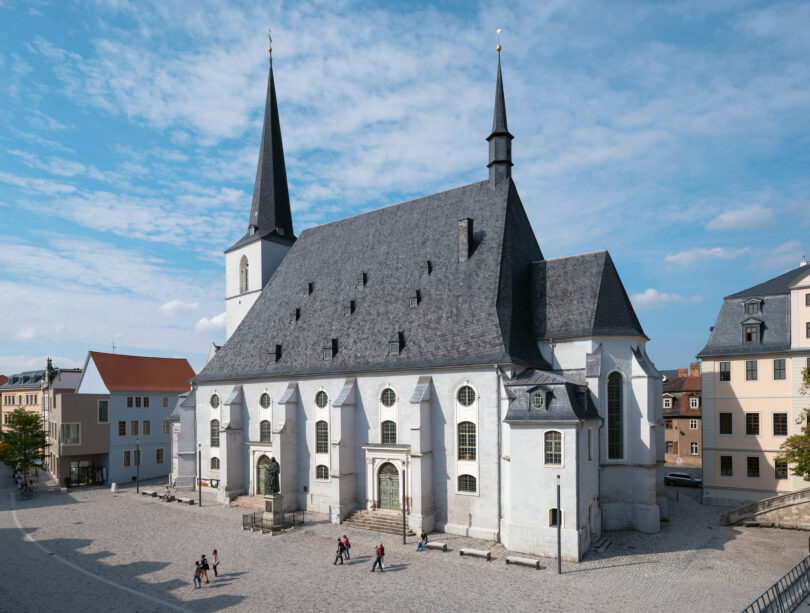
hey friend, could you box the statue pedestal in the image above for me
[263,493,284,530]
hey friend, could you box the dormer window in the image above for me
[388,332,404,355]
[277,227,285,236]
[409,290,421,308]
[531,392,545,410]
[307,282,314,295]
[248,224,257,236]
[323,339,338,360]
[744,300,760,315]
[268,344,282,363]
[290,308,300,323]
[744,324,759,343]
[663,397,672,409]
[344,301,355,317]
[357,272,367,288]
[420,260,432,277]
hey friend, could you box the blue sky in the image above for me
[0,0,808,374]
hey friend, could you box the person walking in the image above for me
[200,554,210,583]
[379,542,385,570]
[212,549,220,577]
[333,538,346,565]
[371,544,383,573]
[342,535,351,560]
[193,561,203,589]
[416,530,428,552]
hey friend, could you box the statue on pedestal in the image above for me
[264,456,280,495]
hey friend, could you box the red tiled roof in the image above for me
[88,351,195,393]
[0,375,7,387]
[662,375,701,393]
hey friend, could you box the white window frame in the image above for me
[259,391,272,410]
[97,399,109,424]
[543,430,563,466]
[663,397,672,409]
[689,397,699,409]
[690,442,698,455]
[61,422,80,446]
[689,419,699,430]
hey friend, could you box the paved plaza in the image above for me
[0,463,806,613]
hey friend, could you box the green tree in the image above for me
[780,366,810,480]
[0,409,49,472]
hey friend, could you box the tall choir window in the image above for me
[210,419,220,447]
[458,422,476,460]
[260,420,272,442]
[315,421,328,453]
[544,431,562,465]
[607,372,623,460]
[381,420,397,444]
[239,255,249,293]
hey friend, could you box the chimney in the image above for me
[689,362,700,377]
[458,218,474,262]
[678,368,688,378]
[800,255,807,267]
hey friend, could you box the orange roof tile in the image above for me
[89,351,195,393]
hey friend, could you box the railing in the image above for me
[726,489,810,525]
[241,510,306,532]
[742,555,810,613]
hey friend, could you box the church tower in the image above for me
[487,47,513,185]
[225,48,296,339]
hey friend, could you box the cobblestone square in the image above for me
[1,468,806,613]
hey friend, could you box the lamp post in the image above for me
[135,437,140,494]
[198,443,202,508]
[401,466,407,545]
[556,474,561,574]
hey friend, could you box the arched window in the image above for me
[260,420,271,442]
[210,419,220,448]
[381,420,397,444]
[259,392,271,409]
[210,394,220,409]
[239,255,249,293]
[315,391,329,409]
[458,422,476,460]
[210,457,220,470]
[316,465,329,480]
[607,372,623,460]
[315,421,328,453]
[544,431,562,465]
[458,474,476,492]
[381,388,397,407]
[457,385,476,407]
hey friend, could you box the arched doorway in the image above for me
[378,462,399,510]
[256,455,270,496]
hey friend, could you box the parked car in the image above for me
[664,472,702,487]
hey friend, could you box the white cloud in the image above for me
[707,204,775,230]
[15,326,37,341]
[159,300,200,315]
[630,288,702,311]
[0,171,76,195]
[665,246,749,267]
[195,312,226,332]
[0,354,81,374]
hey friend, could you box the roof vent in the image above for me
[307,282,314,295]
[323,339,338,360]
[420,260,432,277]
[388,331,404,355]
[268,344,282,363]
[357,272,367,288]
[801,255,807,267]
[290,308,300,323]
[458,218,474,262]
[344,300,355,316]
[409,290,421,308]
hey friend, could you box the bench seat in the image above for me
[506,555,541,569]
[176,497,195,505]
[424,542,447,552]
[459,548,491,560]
[141,490,157,497]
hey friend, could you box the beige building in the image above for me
[1,370,45,432]
[662,363,702,468]
[699,261,810,505]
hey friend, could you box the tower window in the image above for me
[357,272,367,288]
[260,393,271,409]
[260,420,272,442]
[409,290,421,307]
[381,420,397,444]
[457,385,475,407]
[344,301,355,316]
[290,308,300,323]
[239,255,249,294]
[381,388,397,407]
[607,372,623,460]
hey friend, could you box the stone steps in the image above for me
[342,510,415,536]
[592,536,611,553]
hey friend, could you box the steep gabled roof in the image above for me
[532,251,646,340]
[726,265,810,299]
[87,352,195,393]
[197,178,549,383]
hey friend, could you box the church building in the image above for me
[191,46,664,561]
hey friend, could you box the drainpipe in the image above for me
[495,364,503,543]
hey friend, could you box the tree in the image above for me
[780,366,810,480]
[0,409,49,472]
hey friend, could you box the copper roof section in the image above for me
[89,351,195,393]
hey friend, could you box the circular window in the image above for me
[381,388,396,407]
[260,392,271,409]
[315,390,329,408]
[531,393,545,410]
[457,385,475,407]
[210,394,220,409]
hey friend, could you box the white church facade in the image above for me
[188,48,664,561]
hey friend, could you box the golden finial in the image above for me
[267,28,273,55]
[496,28,502,52]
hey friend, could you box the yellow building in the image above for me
[0,370,45,432]
[699,260,810,505]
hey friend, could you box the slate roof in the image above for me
[698,265,810,357]
[504,368,600,423]
[0,370,44,389]
[532,251,646,340]
[87,352,195,393]
[197,178,551,383]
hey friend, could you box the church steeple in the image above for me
[248,47,294,239]
[486,45,514,185]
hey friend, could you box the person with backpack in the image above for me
[371,543,383,573]
[379,542,385,570]
[333,538,346,565]
[200,554,210,583]
[342,535,351,560]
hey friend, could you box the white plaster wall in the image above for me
[75,357,108,394]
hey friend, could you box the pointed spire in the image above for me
[248,45,294,239]
[487,44,514,186]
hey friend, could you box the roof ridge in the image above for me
[539,249,608,263]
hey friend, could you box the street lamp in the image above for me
[135,437,140,494]
[556,474,561,575]
[198,443,202,508]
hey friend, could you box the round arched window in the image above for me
[210,394,220,409]
[531,393,545,410]
[260,392,271,409]
[315,391,329,408]
[457,385,475,407]
[381,388,396,407]
[210,457,220,470]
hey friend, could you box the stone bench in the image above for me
[506,555,541,569]
[176,497,195,505]
[141,489,157,497]
[424,542,448,552]
[459,548,491,561]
